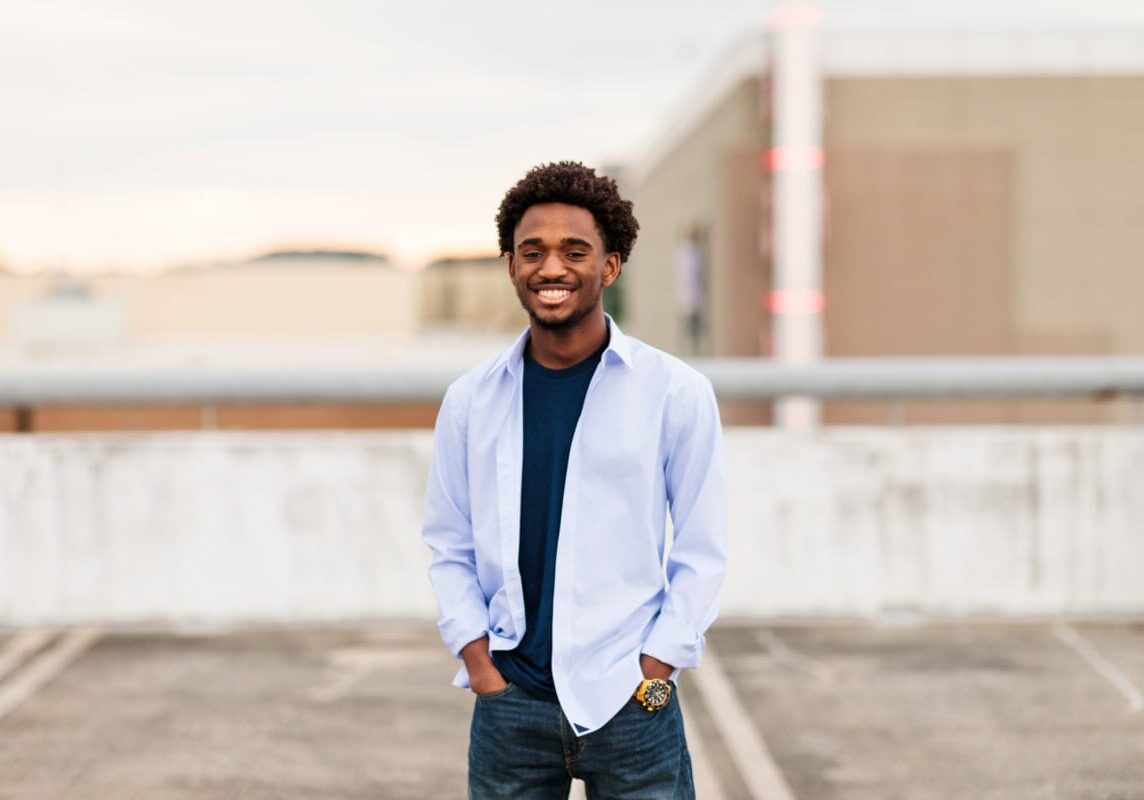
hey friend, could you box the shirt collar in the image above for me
[483,313,633,381]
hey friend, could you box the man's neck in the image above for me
[526,311,608,370]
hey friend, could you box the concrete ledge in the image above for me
[721,428,1144,617]
[1,428,1142,624]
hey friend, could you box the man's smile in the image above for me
[533,285,576,305]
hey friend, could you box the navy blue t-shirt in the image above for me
[492,337,607,701]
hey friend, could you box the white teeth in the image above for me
[538,288,571,299]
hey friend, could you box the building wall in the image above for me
[0,263,489,431]
[418,257,525,334]
[825,75,1144,357]
[0,263,418,342]
[628,68,1144,424]
[628,77,769,360]
[23,403,440,432]
[822,75,1144,423]
[628,78,773,423]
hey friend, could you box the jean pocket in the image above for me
[475,682,515,701]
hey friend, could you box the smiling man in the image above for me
[422,161,726,799]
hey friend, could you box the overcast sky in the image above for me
[2,0,1141,273]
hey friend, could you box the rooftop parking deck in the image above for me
[2,620,1142,799]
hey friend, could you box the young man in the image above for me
[422,161,726,799]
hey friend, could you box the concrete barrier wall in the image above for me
[1,428,1142,624]
[722,428,1144,618]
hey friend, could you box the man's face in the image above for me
[508,202,620,332]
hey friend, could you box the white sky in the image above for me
[1,0,1141,273]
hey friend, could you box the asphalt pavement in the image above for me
[1,620,1142,799]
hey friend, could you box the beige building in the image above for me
[418,255,525,335]
[2,251,417,349]
[0,251,498,432]
[627,26,1144,424]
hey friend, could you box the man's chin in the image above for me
[529,310,575,331]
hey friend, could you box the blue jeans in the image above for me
[468,683,694,799]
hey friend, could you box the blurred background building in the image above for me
[626,22,1144,424]
[0,250,512,431]
[3,16,1143,431]
[418,254,523,334]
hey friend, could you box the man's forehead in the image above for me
[514,203,602,242]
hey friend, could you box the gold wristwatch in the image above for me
[634,678,672,711]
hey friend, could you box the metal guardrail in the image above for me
[2,357,1144,405]
[698,357,1144,400]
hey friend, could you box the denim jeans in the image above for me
[468,682,694,800]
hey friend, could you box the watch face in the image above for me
[644,680,671,709]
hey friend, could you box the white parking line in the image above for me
[1052,622,1144,714]
[0,627,103,722]
[692,647,798,800]
[678,687,729,800]
[755,629,835,684]
[0,629,56,683]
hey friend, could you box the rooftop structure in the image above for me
[627,19,1144,425]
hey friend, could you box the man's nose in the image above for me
[537,252,568,278]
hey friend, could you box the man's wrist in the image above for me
[639,653,674,681]
[460,636,492,671]
[461,635,506,693]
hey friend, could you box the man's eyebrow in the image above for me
[515,237,595,249]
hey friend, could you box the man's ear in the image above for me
[602,253,622,287]
[506,253,516,280]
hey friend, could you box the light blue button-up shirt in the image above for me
[422,317,726,735]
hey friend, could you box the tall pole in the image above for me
[769,3,824,431]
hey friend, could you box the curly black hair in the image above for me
[496,161,639,262]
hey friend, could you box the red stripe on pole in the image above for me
[763,146,825,172]
[769,4,823,29]
[766,289,825,315]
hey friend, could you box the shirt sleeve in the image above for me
[641,373,727,670]
[422,381,490,657]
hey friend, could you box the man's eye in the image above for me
[523,251,541,259]
[567,252,586,259]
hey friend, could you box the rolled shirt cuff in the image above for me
[641,617,705,671]
[437,614,489,659]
